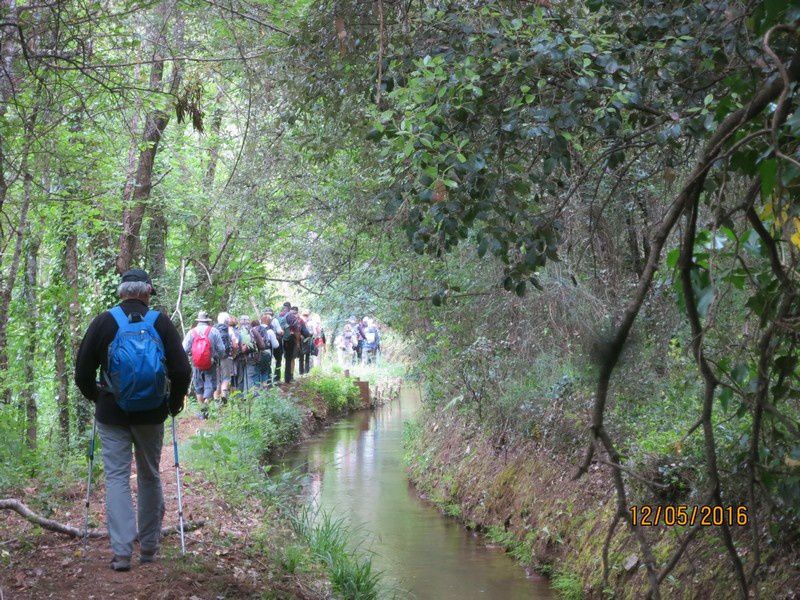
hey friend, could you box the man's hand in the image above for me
[170,396,185,417]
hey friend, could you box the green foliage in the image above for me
[0,405,33,492]
[281,545,308,574]
[300,371,362,413]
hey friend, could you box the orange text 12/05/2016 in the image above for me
[629,505,749,527]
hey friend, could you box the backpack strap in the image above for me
[143,309,160,327]
[109,306,130,329]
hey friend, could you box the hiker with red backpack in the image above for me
[183,311,225,418]
[75,269,191,571]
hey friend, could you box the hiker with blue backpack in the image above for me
[183,311,226,418]
[75,269,191,572]
[363,318,381,365]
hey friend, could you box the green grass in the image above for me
[552,571,584,600]
[290,506,383,599]
[281,544,307,574]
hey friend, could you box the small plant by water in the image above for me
[290,505,383,600]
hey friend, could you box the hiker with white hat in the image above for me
[182,311,225,418]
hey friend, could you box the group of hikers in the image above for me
[182,303,327,418]
[333,316,382,366]
[73,268,385,572]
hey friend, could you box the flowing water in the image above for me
[278,386,553,599]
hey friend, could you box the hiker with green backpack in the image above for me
[75,269,191,571]
[279,302,301,383]
[234,315,258,394]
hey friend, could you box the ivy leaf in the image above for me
[759,159,778,199]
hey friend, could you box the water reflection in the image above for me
[278,387,553,599]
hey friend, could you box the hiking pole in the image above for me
[83,417,97,550]
[171,416,187,555]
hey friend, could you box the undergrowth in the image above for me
[184,388,303,502]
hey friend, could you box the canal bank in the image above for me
[278,385,553,599]
[403,404,800,600]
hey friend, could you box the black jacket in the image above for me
[74,299,192,426]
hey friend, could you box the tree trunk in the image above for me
[0,0,20,217]
[61,200,90,433]
[116,0,183,274]
[146,203,168,281]
[0,498,204,538]
[21,235,39,450]
[625,211,643,277]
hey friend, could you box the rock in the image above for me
[624,554,639,572]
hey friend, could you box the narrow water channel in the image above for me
[278,386,553,599]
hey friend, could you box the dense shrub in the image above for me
[301,371,361,412]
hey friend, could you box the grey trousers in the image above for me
[97,421,165,557]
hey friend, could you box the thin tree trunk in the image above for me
[61,201,90,434]
[196,89,224,304]
[0,498,204,538]
[0,0,19,218]
[54,303,70,444]
[0,118,35,403]
[625,211,643,276]
[21,235,39,450]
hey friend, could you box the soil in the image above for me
[0,413,326,600]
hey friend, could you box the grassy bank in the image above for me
[403,406,800,600]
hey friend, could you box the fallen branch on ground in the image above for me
[0,498,205,539]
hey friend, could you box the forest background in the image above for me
[1,0,800,598]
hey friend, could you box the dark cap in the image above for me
[282,301,292,308]
[120,268,157,294]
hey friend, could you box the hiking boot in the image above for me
[140,548,159,564]
[110,555,131,571]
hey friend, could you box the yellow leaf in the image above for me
[792,218,800,249]
[785,456,800,468]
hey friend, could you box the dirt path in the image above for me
[0,413,321,600]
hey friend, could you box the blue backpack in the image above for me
[105,306,168,412]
